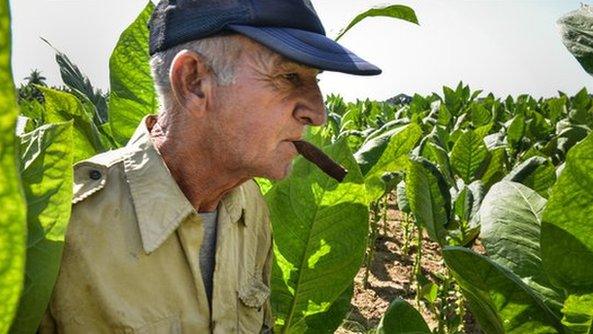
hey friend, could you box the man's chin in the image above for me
[263,163,294,181]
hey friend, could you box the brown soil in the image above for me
[336,203,482,334]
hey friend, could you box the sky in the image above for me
[9,0,593,102]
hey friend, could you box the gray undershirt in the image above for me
[198,210,218,308]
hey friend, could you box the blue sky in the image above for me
[9,0,593,101]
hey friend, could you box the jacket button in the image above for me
[89,170,102,180]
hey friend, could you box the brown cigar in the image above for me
[292,140,348,182]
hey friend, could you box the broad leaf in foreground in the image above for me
[0,1,27,331]
[376,299,431,334]
[335,4,418,41]
[478,181,564,315]
[542,133,593,292]
[443,247,561,334]
[541,133,593,333]
[267,139,368,333]
[10,122,74,334]
[109,2,157,145]
[303,285,353,334]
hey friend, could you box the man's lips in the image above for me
[285,137,303,142]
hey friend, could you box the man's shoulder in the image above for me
[72,147,128,204]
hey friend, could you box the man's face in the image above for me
[209,37,326,180]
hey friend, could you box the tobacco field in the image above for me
[1,1,593,333]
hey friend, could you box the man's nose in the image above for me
[294,85,327,126]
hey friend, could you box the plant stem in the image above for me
[414,227,423,307]
[402,213,411,254]
[363,201,380,288]
[382,193,389,236]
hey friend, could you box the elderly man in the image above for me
[41,0,380,333]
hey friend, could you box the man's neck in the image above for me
[148,114,249,212]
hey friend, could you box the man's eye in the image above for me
[283,73,301,85]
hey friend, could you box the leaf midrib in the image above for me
[282,169,334,332]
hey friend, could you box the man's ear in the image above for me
[169,50,214,117]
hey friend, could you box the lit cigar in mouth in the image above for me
[292,140,348,183]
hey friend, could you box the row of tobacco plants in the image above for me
[1,1,593,334]
[322,81,593,333]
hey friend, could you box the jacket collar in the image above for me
[123,116,245,254]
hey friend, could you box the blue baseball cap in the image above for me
[148,0,382,76]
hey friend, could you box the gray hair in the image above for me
[150,34,243,111]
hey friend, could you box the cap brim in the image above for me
[227,25,382,76]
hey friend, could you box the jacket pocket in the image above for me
[237,276,270,333]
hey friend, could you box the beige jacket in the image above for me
[40,117,274,333]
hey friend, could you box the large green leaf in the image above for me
[268,139,368,333]
[450,130,489,184]
[376,299,431,334]
[558,5,593,76]
[354,124,422,202]
[0,1,27,331]
[542,133,593,292]
[405,157,450,245]
[109,2,157,145]
[443,247,562,334]
[10,122,74,334]
[303,284,353,334]
[39,87,103,162]
[478,181,564,315]
[479,181,546,277]
[335,4,418,41]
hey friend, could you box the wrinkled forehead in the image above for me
[239,35,321,76]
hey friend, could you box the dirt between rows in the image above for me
[336,205,482,334]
